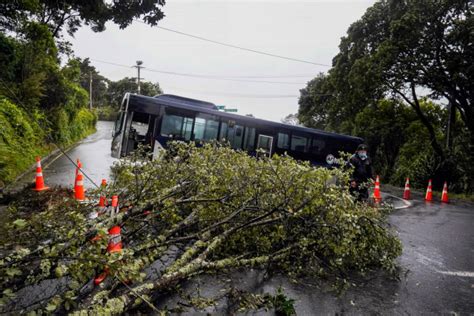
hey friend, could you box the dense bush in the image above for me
[0,97,96,184]
[0,98,50,183]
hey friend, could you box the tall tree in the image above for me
[299,0,473,159]
[298,73,334,130]
[0,0,166,38]
[281,113,300,126]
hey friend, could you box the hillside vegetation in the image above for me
[0,24,96,184]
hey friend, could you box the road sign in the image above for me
[224,109,238,113]
[216,105,225,110]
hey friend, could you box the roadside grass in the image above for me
[384,184,473,204]
[441,191,474,203]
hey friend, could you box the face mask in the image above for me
[358,151,367,160]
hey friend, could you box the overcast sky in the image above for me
[69,0,376,122]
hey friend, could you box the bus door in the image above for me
[122,111,155,156]
[111,111,126,158]
[256,135,273,158]
[111,94,130,158]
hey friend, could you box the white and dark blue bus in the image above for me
[111,93,363,167]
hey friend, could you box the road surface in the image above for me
[11,122,474,314]
[15,121,117,190]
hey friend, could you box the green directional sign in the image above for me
[216,105,225,110]
[224,109,238,113]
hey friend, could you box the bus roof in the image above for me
[128,93,363,142]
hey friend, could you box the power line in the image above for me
[164,85,299,98]
[135,20,331,67]
[87,59,314,78]
[166,86,332,98]
[90,58,308,85]
[88,58,333,98]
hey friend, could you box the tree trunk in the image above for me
[446,102,455,150]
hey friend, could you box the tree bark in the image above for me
[389,82,445,159]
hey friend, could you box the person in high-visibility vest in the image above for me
[347,144,373,201]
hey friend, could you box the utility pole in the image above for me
[133,60,144,94]
[89,71,93,110]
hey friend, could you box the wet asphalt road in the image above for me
[12,122,474,314]
[153,198,474,315]
[387,200,474,314]
[15,121,117,190]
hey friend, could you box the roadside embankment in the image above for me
[0,98,96,190]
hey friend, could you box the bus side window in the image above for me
[220,122,242,149]
[194,115,219,141]
[311,138,325,154]
[160,113,193,141]
[220,122,228,141]
[243,127,256,150]
[204,119,219,140]
[232,125,244,149]
[291,135,308,152]
[277,133,290,149]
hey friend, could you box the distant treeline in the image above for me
[76,59,162,121]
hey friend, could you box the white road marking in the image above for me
[435,270,474,278]
[416,251,473,278]
[383,193,413,209]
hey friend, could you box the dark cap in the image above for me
[357,144,368,151]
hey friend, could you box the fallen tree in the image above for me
[0,142,402,314]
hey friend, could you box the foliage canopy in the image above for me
[0,0,166,38]
[298,0,473,192]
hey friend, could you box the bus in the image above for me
[111,93,363,167]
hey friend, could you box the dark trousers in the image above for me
[349,183,369,202]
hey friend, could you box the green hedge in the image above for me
[0,98,50,183]
[0,97,97,185]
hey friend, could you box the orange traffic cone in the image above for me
[441,181,449,203]
[425,179,433,202]
[110,195,119,215]
[94,268,109,286]
[33,157,49,191]
[74,172,86,201]
[372,175,382,201]
[74,159,81,189]
[94,226,123,285]
[107,226,123,253]
[98,179,107,208]
[403,178,411,200]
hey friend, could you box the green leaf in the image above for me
[45,303,57,312]
[12,219,27,228]
[6,268,22,277]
